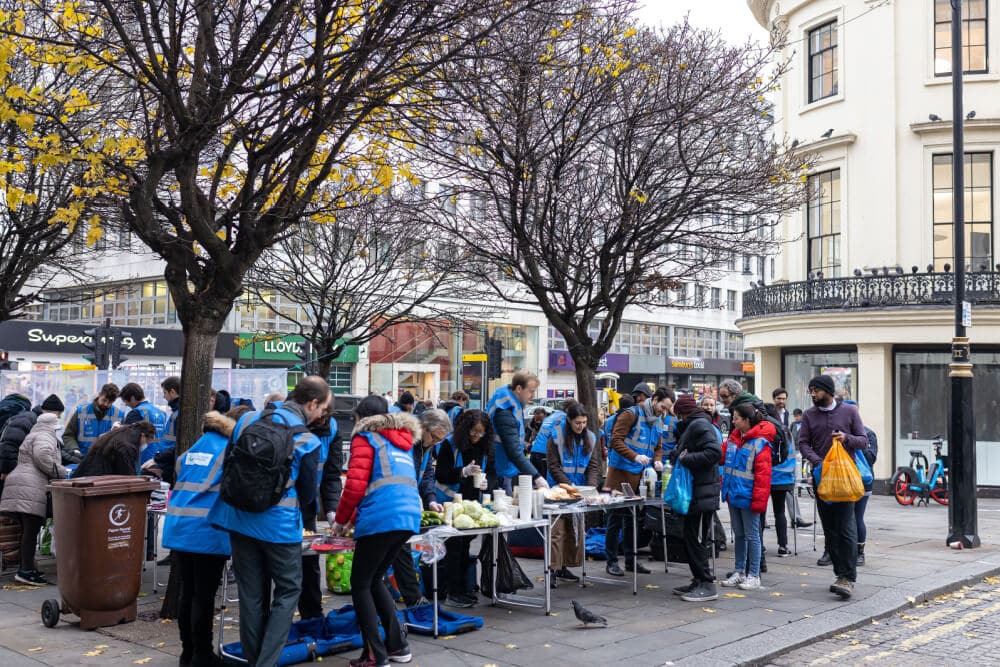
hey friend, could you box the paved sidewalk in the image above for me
[1,495,999,667]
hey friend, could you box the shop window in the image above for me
[935,0,988,76]
[782,350,857,415]
[932,152,992,271]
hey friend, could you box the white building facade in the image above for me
[744,0,1000,485]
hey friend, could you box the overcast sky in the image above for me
[635,0,768,45]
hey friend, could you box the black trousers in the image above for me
[770,489,789,548]
[683,511,714,583]
[391,543,423,606]
[440,535,475,597]
[351,531,411,665]
[298,517,323,619]
[604,508,635,564]
[14,512,43,572]
[175,550,227,666]
[817,499,858,582]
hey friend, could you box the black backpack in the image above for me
[764,416,789,466]
[220,409,308,513]
[863,427,878,465]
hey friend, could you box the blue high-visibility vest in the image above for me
[722,435,769,510]
[75,402,127,456]
[207,406,321,544]
[433,436,463,503]
[546,428,596,487]
[352,432,422,539]
[607,403,663,474]
[131,401,168,466]
[486,385,525,479]
[163,430,231,556]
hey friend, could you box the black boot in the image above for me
[857,543,866,567]
[817,550,831,566]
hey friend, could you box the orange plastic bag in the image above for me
[817,438,864,503]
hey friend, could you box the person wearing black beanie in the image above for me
[40,395,65,413]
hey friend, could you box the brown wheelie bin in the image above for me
[43,475,160,630]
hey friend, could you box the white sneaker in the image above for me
[738,575,762,591]
[720,571,745,587]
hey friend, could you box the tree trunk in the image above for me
[315,341,332,383]
[177,326,220,457]
[571,360,603,466]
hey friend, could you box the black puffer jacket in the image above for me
[0,408,40,475]
[670,410,722,514]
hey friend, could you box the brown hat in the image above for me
[674,394,698,416]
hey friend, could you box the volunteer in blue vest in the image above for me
[600,395,634,460]
[388,390,415,414]
[62,383,125,458]
[388,408,448,610]
[297,406,337,621]
[720,403,774,592]
[525,406,550,480]
[333,395,421,667]
[120,383,168,467]
[440,390,469,426]
[545,402,600,584]
[208,376,329,667]
[486,370,548,493]
[604,384,673,577]
[763,402,795,559]
[163,405,251,667]
[435,409,491,608]
[149,376,182,486]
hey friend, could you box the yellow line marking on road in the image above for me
[864,600,1000,661]
[807,641,870,664]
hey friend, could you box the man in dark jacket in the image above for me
[798,374,869,600]
[668,394,722,602]
[0,393,30,436]
[0,407,39,479]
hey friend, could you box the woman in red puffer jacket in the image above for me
[720,403,774,591]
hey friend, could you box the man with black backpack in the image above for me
[208,376,330,667]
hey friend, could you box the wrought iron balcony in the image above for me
[741,271,1000,319]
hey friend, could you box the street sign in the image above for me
[962,300,972,328]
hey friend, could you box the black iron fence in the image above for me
[742,272,1000,319]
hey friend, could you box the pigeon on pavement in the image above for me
[571,600,607,628]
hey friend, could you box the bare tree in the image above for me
[9,0,557,452]
[410,5,807,426]
[249,193,492,379]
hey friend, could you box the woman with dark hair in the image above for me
[434,409,492,608]
[545,402,600,584]
[333,394,420,666]
[720,403,774,592]
[72,421,157,478]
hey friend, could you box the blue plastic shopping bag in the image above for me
[663,462,693,515]
[853,449,874,486]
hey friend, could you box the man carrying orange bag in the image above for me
[798,375,870,600]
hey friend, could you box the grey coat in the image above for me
[0,413,67,518]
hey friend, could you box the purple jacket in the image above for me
[797,401,868,466]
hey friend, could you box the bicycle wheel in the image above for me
[892,469,917,506]
[931,472,949,505]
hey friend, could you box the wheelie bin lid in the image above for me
[49,475,160,496]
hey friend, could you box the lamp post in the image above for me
[947,0,980,549]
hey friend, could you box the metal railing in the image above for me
[742,271,1000,319]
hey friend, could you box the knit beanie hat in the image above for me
[673,394,698,416]
[41,394,65,412]
[808,375,836,396]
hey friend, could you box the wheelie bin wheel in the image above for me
[41,599,60,628]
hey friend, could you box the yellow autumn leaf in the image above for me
[770,592,784,597]
[28,647,43,652]
[94,645,109,649]
[134,659,153,665]
[702,608,716,613]
[83,650,104,657]
[505,644,518,649]
[644,584,660,589]
[724,593,745,598]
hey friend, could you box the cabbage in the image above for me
[453,514,477,529]
[477,512,500,528]
[461,500,483,519]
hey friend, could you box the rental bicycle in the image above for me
[890,434,949,506]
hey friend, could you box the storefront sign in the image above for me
[742,362,756,373]
[669,357,706,370]
[548,350,629,373]
[0,319,239,358]
[237,334,359,363]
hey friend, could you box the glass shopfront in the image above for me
[895,350,1000,486]
[783,349,858,416]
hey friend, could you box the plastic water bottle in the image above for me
[662,461,673,490]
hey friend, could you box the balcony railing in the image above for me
[742,271,1000,319]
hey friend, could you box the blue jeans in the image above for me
[229,532,302,667]
[729,505,761,577]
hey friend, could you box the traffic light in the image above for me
[293,340,316,375]
[110,328,131,369]
[82,326,109,369]
[486,337,503,379]
[0,350,10,371]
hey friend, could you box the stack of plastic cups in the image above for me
[518,475,533,521]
